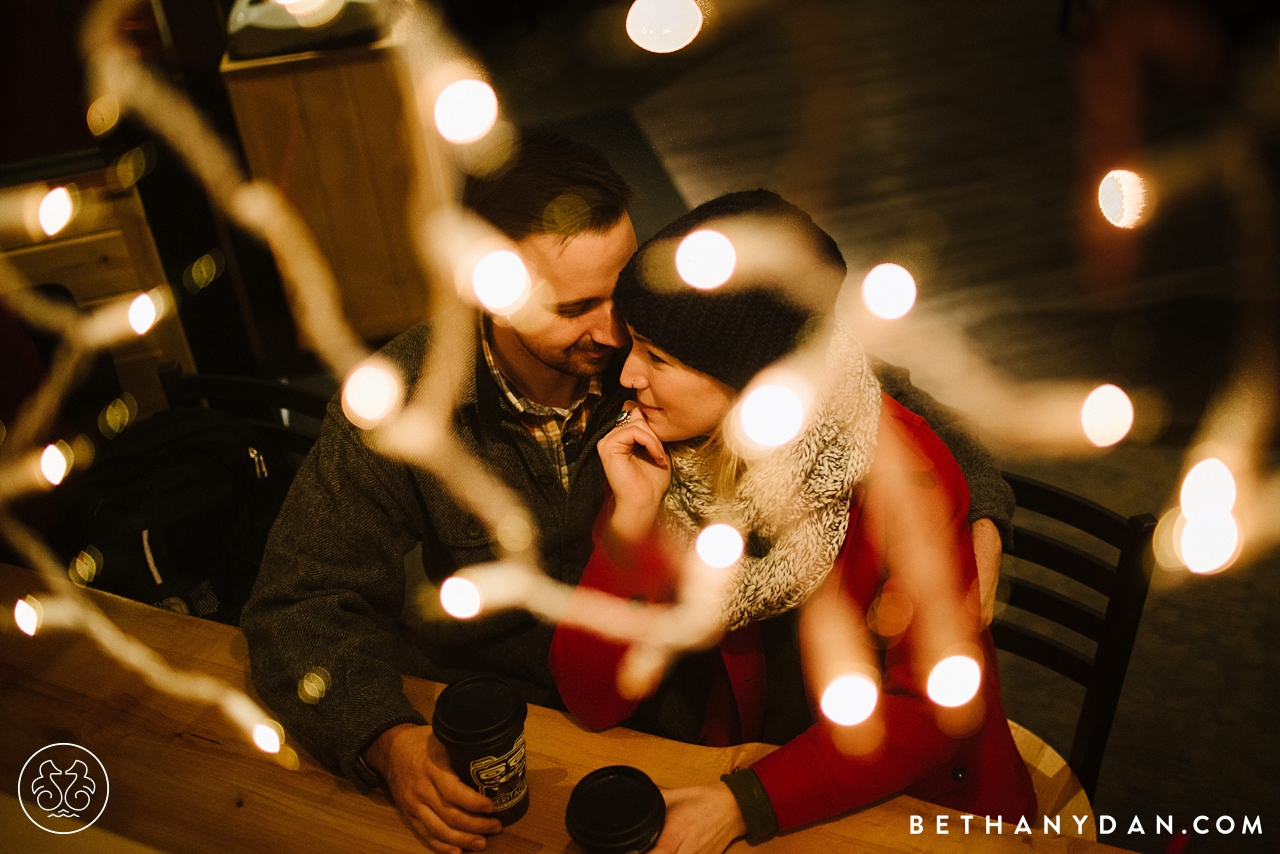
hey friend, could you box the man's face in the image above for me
[507,215,637,378]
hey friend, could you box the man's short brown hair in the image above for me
[463,131,633,241]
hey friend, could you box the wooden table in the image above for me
[0,563,1130,853]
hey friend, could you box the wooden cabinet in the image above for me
[2,170,196,418]
[221,35,428,341]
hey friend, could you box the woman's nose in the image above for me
[620,351,647,389]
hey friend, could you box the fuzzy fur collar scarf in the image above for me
[662,323,882,631]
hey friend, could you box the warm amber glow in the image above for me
[38,187,74,236]
[471,249,529,314]
[128,293,159,335]
[252,721,283,754]
[927,655,981,707]
[297,668,331,705]
[695,524,744,569]
[625,0,703,54]
[341,363,401,429]
[71,550,100,586]
[739,382,806,448]
[115,147,149,189]
[14,597,41,637]
[441,576,483,619]
[1098,169,1147,228]
[1179,509,1239,574]
[434,80,499,144]
[675,229,735,290]
[1081,383,1133,447]
[820,673,878,726]
[86,94,120,136]
[1180,457,1236,518]
[861,263,916,320]
[40,442,72,485]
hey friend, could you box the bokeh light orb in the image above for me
[820,673,878,726]
[38,187,74,237]
[471,249,529,314]
[252,722,283,754]
[14,597,41,636]
[1180,457,1236,518]
[434,79,499,144]
[695,524,744,569]
[1179,508,1239,575]
[675,229,735,289]
[740,384,806,448]
[926,655,981,707]
[1098,169,1147,228]
[441,576,483,619]
[1081,383,1133,447]
[128,293,158,335]
[341,363,401,429]
[40,443,71,486]
[625,0,703,54]
[86,94,120,137]
[861,263,916,320]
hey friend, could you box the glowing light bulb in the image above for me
[341,364,401,429]
[1180,458,1236,518]
[14,597,40,636]
[695,524,744,568]
[38,187,74,236]
[1081,383,1133,447]
[1179,509,1239,574]
[128,293,158,334]
[820,673,878,726]
[675,230,735,289]
[275,0,343,25]
[252,722,282,754]
[626,0,703,54]
[441,576,482,619]
[1098,170,1146,228]
[434,80,499,144]
[861,263,916,320]
[471,250,529,314]
[927,655,981,707]
[40,443,71,485]
[740,384,805,447]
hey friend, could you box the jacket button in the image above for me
[466,522,484,540]
[951,766,965,783]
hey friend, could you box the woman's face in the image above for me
[620,325,738,442]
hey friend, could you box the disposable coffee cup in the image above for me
[431,675,530,825]
[565,765,666,854]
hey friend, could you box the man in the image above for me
[241,132,1012,854]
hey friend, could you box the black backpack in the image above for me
[60,406,298,625]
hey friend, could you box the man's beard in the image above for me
[518,333,615,379]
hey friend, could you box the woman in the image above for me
[550,191,1036,854]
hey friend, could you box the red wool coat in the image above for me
[551,394,1038,832]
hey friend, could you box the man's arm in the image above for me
[241,386,500,852]
[872,357,1011,626]
[241,397,430,784]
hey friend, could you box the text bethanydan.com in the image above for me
[910,813,1262,837]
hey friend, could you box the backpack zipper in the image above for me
[248,447,268,479]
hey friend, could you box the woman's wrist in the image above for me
[607,501,658,547]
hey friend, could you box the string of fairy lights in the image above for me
[1,0,1278,763]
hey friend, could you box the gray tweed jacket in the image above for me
[241,324,1013,791]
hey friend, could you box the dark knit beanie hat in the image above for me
[614,190,846,391]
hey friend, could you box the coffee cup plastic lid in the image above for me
[431,676,526,745]
[565,765,665,854]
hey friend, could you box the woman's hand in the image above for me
[598,402,671,543]
[651,784,747,854]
